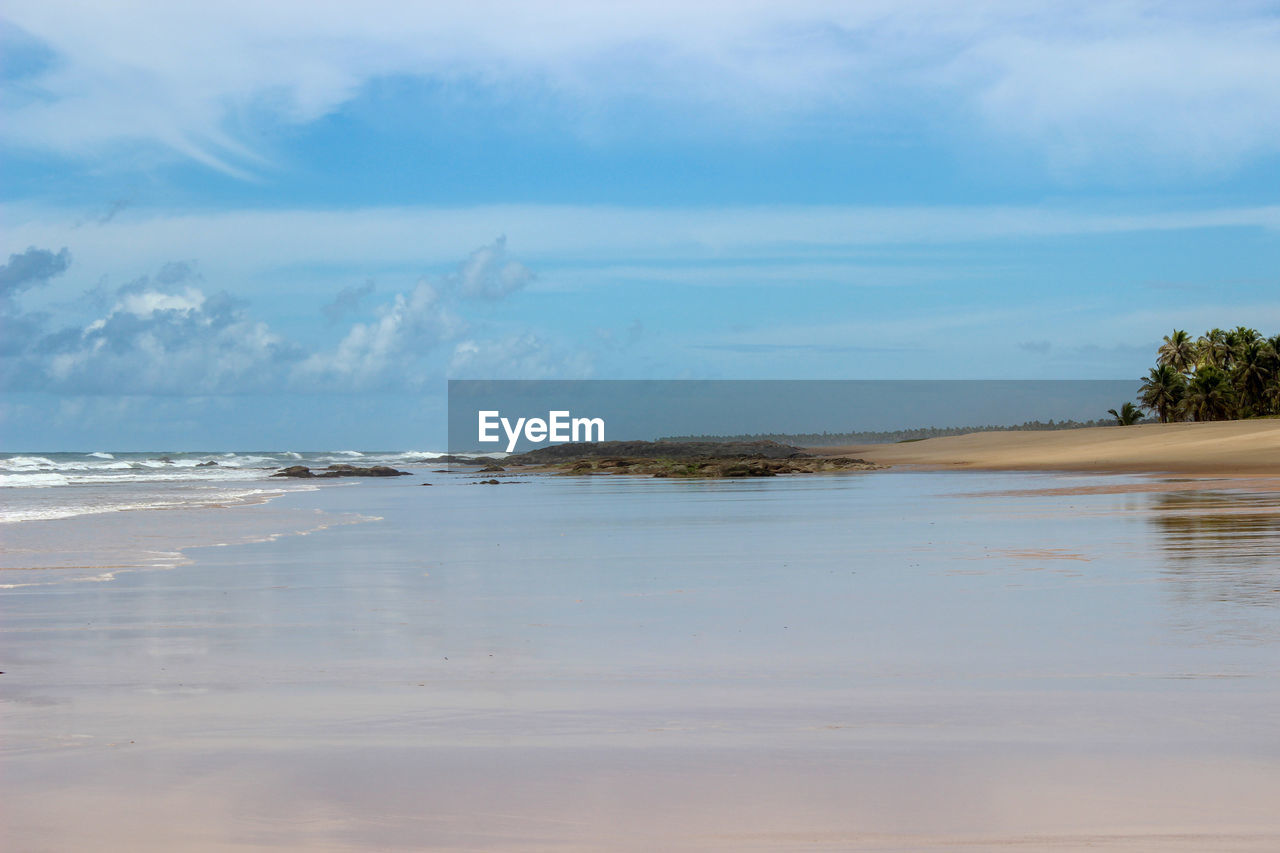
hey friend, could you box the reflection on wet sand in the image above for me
[4,471,1280,851]
[1148,489,1280,641]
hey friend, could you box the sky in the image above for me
[2,1,1279,449]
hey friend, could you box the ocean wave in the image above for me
[0,456,60,471]
[0,472,70,488]
[378,450,447,462]
[216,455,278,468]
[0,450,447,488]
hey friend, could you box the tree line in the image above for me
[1131,327,1280,423]
[663,419,1122,446]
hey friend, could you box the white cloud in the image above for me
[6,202,1278,297]
[298,278,460,389]
[34,284,299,394]
[453,237,533,300]
[114,286,205,318]
[3,2,1279,174]
[4,238,559,394]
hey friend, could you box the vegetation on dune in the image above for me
[1107,401,1145,426]
[1127,327,1280,424]
[664,419,1126,446]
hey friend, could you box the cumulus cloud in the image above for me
[4,1,1279,175]
[153,260,195,286]
[32,282,300,395]
[2,257,300,394]
[0,246,71,298]
[450,236,533,300]
[0,245,70,356]
[299,279,461,389]
[300,236,540,387]
[2,239,583,394]
[321,278,375,324]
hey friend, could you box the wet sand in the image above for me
[819,419,1280,475]
[2,470,1279,850]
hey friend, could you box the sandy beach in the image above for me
[4,465,1280,851]
[821,419,1280,476]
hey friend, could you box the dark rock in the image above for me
[323,464,410,477]
[420,482,433,486]
[479,478,501,485]
[197,460,219,467]
[479,464,505,472]
[720,463,756,478]
[272,464,412,478]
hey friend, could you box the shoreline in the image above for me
[813,420,1280,478]
[0,481,372,584]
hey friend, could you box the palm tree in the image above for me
[1107,402,1145,425]
[1197,328,1232,371]
[1157,329,1197,374]
[1266,334,1280,364]
[1232,326,1262,352]
[1234,340,1272,416]
[1139,364,1185,423]
[1265,335,1280,415]
[1180,367,1234,422]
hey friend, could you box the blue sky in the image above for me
[2,1,1279,449]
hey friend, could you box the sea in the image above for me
[0,449,454,524]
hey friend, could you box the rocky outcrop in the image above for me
[506,439,807,465]
[272,464,411,478]
[495,439,876,477]
[563,456,878,478]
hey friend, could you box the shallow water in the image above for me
[1,468,1278,850]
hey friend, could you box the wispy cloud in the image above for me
[6,203,1278,287]
[4,2,1279,176]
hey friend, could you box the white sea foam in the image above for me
[0,484,291,524]
[381,450,446,462]
[0,450,443,529]
[0,472,70,488]
[0,456,60,471]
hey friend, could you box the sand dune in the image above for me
[820,419,1280,476]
